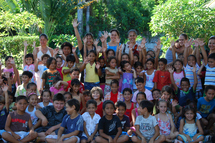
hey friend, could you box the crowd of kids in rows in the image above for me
[0,19,215,143]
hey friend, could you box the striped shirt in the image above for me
[184,63,202,91]
[204,64,215,86]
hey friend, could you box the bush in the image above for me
[0,36,39,69]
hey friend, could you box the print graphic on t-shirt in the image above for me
[23,121,28,128]
[140,123,153,133]
[200,105,211,114]
[1,110,5,116]
[109,121,116,132]
[121,120,126,130]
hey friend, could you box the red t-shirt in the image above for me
[153,70,171,90]
[56,67,63,80]
[66,80,84,93]
[96,102,103,117]
[110,92,118,104]
[125,102,134,122]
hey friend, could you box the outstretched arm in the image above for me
[73,19,83,51]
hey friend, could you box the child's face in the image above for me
[181,81,190,92]
[8,95,13,105]
[84,95,91,102]
[146,61,153,70]
[185,110,195,121]
[158,61,166,71]
[99,59,105,67]
[136,82,144,91]
[42,57,49,65]
[157,102,167,114]
[62,46,71,56]
[87,103,97,115]
[67,61,74,68]
[110,83,118,93]
[139,106,147,115]
[104,103,115,116]
[146,54,152,60]
[25,57,33,65]
[64,94,72,103]
[0,103,5,111]
[134,56,138,63]
[116,106,126,117]
[42,91,51,103]
[148,51,155,58]
[70,71,79,80]
[123,91,132,101]
[65,103,75,115]
[178,55,184,61]
[22,75,31,84]
[91,90,101,100]
[122,55,129,62]
[49,60,57,70]
[205,89,215,101]
[28,95,38,106]
[5,57,13,67]
[123,63,131,71]
[109,59,117,68]
[162,91,170,101]
[107,51,115,58]
[174,61,183,71]
[53,100,65,112]
[72,85,79,93]
[208,39,215,51]
[187,56,196,67]
[152,90,161,100]
[26,85,37,96]
[208,58,215,68]
[56,58,62,68]
[16,99,28,112]
[88,53,96,62]
[135,66,142,73]
[136,94,145,104]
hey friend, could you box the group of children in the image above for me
[0,27,215,143]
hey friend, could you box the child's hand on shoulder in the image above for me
[172,100,178,107]
[192,65,197,73]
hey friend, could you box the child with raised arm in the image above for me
[46,99,84,143]
[2,96,37,143]
[62,55,76,82]
[81,99,101,143]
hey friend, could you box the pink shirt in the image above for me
[132,89,153,107]
[50,86,64,95]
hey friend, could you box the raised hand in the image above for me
[172,100,178,107]
[137,45,142,52]
[96,62,100,69]
[116,38,121,44]
[197,39,205,47]
[84,57,89,64]
[102,47,106,53]
[4,72,10,79]
[170,40,175,48]
[32,41,36,48]
[58,49,63,55]
[94,39,99,46]
[103,31,109,40]
[72,19,80,28]
[192,65,196,72]
[2,84,8,92]
[153,45,157,52]
[53,48,59,56]
[100,36,105,43]
[119,44,122,51]
[185,39,193,48]
[72,47,76,53]
[96,46,102,53]
[24,41,29,47]
[83,37,87,44]
[156,39,161,46]
[168,67,174,74]
[193,40,199,47]
[140,38,146,49]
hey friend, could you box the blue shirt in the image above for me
[197,97,215,118]
[176,87,195,107]
[61,114,84,137]
[204,64,215,86]
[107,43,121,52]
[0,108,8,129]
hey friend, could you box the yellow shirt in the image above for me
[62,67,71,82]
[85,63,99,82]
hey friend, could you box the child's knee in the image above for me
[159,135,166,141]
[210,113,215,120]
[177,136,183,141]
[95,136,101,142]
[131,136,138,142]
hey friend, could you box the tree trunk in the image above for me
[77,0,83,36]
[86,5,90,33]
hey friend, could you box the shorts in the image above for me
[0,130,6,140]
[177,134,203,142]
[35,126,51,133]
[80,135,96,141]
[46,134,80,143]
[2,131,29,143]
[84,82,100,91]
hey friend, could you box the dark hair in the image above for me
[83,90,90,96]
[180,77,190,85]
[134,61,143,69]
[209,36,215,40]
[173,59,183,66]
[85,32,94,39]
[63,92,73,99]
[205,85,215,93]
[122,88,132,94]
[110,29,120,36]
[121,53,130,60]
[67,99,80,111]
[52,76,62,84]
[27,93,37,100]
[157,99,168,107]
[25,53,34,62]
[128,29,137,36]
[161,85,172,95]
[180,33,188,40]
[178,53,184,57]
[115,101,126,110]
[90,87,103,101]
[70,79,80,93]
[135,77,144,84]
[22,71,33,79]
[182,105,196,119]
[46,57,56,68]
[41,54,50,60]
[136,92,146,100]
[107,56,117,67]
[86,99,97,108]
[134,54,139,61]
[61,42,73,52]
[208,53,215,61]
[53,93,65,102]
[39,33,48,40]
[106,49,115,56]
[120,61,130,72]
[158,58,167,65]
[187,55,197,63]
[26,82,37,89]
[70,67,80,74]
[146,54,153,59]
[0,95,5,104]
[139,100,153,113]
[98,56,104,62]
[152,89,161,94]
[56,56,63,61]
[103,100,115,110]
[16,95,28,103]
[66,55,76,63]
[147,50,155,58]
[146,58,155,65]
[41,89,51,97]
[110,79,119,86]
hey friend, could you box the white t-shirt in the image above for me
[38,102,53,108]
[135,115,158,141]
[132,89,153,107]
[25,106,38,125]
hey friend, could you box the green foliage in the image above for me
[0,0,20,13]
[0,11,44,36]
[51,34,78,48]
[150,0,215,41]
[0,36,39,69]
